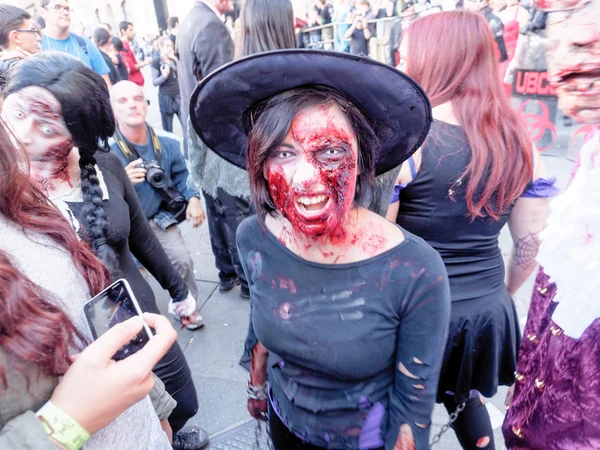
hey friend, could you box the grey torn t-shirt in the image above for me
[237,216,450,449]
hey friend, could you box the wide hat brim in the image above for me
[190,49,432,175]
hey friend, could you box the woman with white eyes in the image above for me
[1,52,208,448]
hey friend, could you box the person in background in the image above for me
[333,0,353,51]
[231,0,297,369]
[503,0,600,447]
[110,80,205,330]
[167,16,179,47]
[180,0,254,301]
[464,0,508,62]
[391,11,553,449]
[151,37,182,133]
[119,20,151,88]
[110,36,129,81]
[99,22,113,34]
[497,0,529,28]
[93,27,121,85]
[177,0,235,156]
[315,0,334,49]
[39,0,111,86]
[2,53,209,450]
[345,0,375,55]
[0,117,179,449]
[0,4,42,84]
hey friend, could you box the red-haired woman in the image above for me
[387,11,557,449]
[0,119,178,449]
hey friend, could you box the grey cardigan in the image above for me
[0,214,175,449]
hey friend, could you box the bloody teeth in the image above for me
[297,195,328,205]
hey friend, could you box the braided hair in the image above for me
[4,52,118,271]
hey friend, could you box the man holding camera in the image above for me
[110,80,205,330]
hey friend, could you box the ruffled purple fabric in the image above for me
[502,268,600,449]
[390,182,409,204]
[520,177,559,198]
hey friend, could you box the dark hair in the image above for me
[93,26,111,48]
[119,20,132,34]
[111,35,124,52]
[40,0,50,7]
[235,0,297,59]
[246,86,378,220]
[0,5,31,49]
[0,118,108,386]
[4,52,118,270]
[167,16,179,29]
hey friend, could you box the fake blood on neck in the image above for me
[35,140,75,193]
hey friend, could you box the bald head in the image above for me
[110,81,148,129]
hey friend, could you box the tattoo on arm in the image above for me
[512,232,541,269]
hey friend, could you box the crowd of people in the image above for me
[0,0,598,450]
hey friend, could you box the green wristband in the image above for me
[36,401,91,450]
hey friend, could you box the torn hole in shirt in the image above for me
[412,384,425,390]
[398,362,420,379]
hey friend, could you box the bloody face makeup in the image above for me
[266,103,359,238]
[545,0,600,123]
[2,86,75,193]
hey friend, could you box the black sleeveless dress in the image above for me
[396,120,521,403]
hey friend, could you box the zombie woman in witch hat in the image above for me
[191,49,450,449]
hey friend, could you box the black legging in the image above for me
[268,401,384,450]
[153,342,199,434]
[442,391,495,450]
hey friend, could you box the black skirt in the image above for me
[437,291,521,403]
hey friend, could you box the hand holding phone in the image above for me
[83,279,152,360]
[50,313,177,434]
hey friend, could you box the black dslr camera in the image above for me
[137,160,187,223]
[138,160,166,188]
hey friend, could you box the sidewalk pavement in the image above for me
[141,69,574,449]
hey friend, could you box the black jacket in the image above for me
[176,1,234,128]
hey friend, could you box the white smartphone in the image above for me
[83,278,153,360]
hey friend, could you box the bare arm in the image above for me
[505,150,549,296]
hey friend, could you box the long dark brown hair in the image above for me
[234,0,297,59]
[0,119,108,385]
[404,11,533,220]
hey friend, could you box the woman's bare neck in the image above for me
[266,208,403,265]
[30,149,81,198]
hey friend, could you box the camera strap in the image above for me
[114,124,163,166]
[114,125,187,223]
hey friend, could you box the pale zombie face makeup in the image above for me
[545,0,600,123]
[266,103,359,238]
[2,86,74,191]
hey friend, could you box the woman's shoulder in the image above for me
[236,214,261,248]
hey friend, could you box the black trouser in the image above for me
[153,342,199,434]
[203,189,252,290]
[158,91,185,135]
[268,402,384,450]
